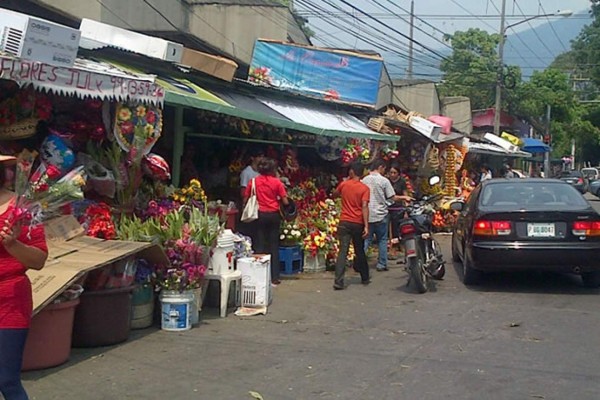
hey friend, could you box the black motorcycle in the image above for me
[397,177,445,293]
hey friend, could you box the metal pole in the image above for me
[172,106,185,187]
[493,0,507,136]
[544,104,551,178]
[407,0,414,79]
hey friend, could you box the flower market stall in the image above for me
[0,50,180,369]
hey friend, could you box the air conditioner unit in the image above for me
[0,9,80,67]
[79,19,183,63]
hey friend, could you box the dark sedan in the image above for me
[559,170,587,194]
[451,179,600,287]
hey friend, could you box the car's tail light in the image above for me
[572,221,600,236]
[578,178,584,184]
[473,220,512,236]
[400,223,416,235]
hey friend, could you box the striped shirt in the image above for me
[361,172,395,223]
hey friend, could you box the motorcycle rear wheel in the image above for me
[408,252,428,293]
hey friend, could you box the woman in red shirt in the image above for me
[244,158,289,286]
[0,154,48,400]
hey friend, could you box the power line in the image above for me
[297,0,443,69]
[94,0,135,29]
[365,0,452,51]
[332,0,449,61]
[538,0,569,52]
[488,0,541,69]
[318,0,443,66]
[296,12,590,20]
[513,0,555,58]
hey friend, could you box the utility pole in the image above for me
[571,138,576,170]
[493,0,507,136]
[544,104,551,178]
[407,0,414,79]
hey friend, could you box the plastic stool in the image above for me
[201,270,242,317]
[279,246,303,275]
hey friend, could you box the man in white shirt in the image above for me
[239,148,264,246]
[361,159,411,271]
[240,149,263,197]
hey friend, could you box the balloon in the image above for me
[142,153,171,181]
[40,134,75,173]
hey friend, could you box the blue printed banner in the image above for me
[249,40,383,107]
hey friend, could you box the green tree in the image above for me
[517,68,600,163]
[572,0,600,87]
[440,28,520,110]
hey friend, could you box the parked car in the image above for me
[589,179,600,198]
[451,179,600,287]
[581,167,600,182]
[559,170,588,194]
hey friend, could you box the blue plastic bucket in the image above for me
[159,291,193,331]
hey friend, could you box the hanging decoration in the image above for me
[340,138,370,165]
[114,103,163,155]
[443,145,459,197]
[315,136,344,161]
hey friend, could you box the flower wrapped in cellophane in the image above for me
[13,150,87,229]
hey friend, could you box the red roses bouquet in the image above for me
[13,149,87,229]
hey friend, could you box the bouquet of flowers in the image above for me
[340,139,370,165]
[381,144,399,161]
[156,236,207,292]
[13,150,87,229]
[280,222,303,246]
[80,202,117,240]
[171,178,208,205]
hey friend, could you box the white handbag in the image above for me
[241,178,259,222]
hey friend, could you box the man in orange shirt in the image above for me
[332,162,370,290]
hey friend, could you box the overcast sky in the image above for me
[295,0,593,77]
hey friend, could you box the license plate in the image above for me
[527,223,555,237]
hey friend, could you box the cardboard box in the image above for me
[238,254,272,307]
[28,215,168,315]
[180,47,238,82]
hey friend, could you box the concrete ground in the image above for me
[22,231,600,400]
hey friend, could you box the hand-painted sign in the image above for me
[0,55,164,105]
[249,40,383,108]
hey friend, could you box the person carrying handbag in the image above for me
[243,158,289,286]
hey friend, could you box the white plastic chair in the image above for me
[201,270,242,318]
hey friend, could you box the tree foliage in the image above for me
[440,20,600,164]
[439,28,501,109]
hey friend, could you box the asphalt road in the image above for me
[22,195,600,400]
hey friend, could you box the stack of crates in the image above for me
[278,245,303,275]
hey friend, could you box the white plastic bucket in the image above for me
[159,291,194,331]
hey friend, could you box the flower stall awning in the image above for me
[257,97,398,141]
[156,76,234,113]
[0,53,164,105]
[469,142,532,158]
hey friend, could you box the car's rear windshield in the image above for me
[480,181,589,210]
[560,170,582,178]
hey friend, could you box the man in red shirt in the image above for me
[332,162,370,290]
